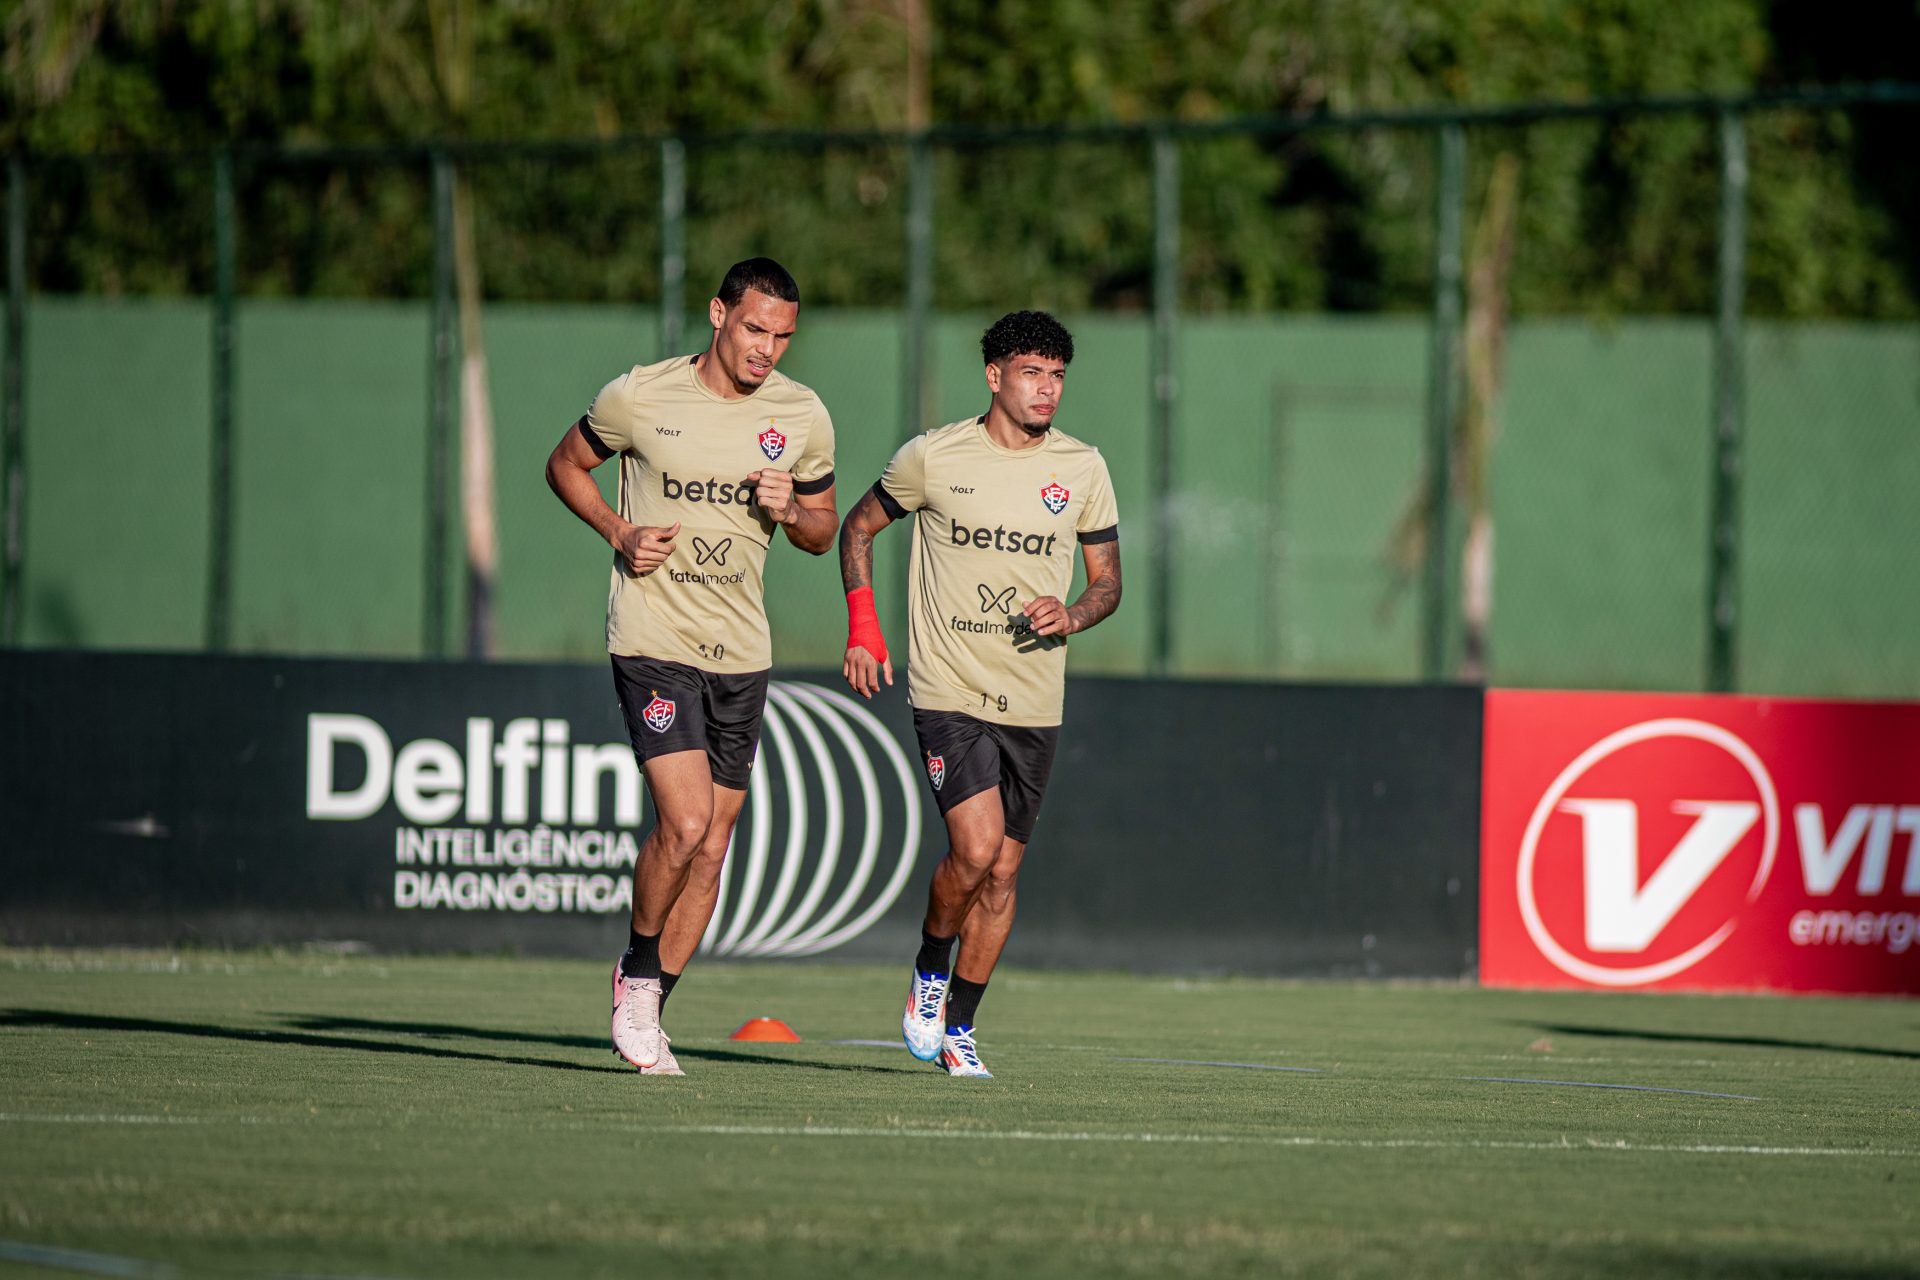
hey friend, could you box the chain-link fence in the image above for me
[3,87,1916,696]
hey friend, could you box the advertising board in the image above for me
[1481,690,1920,993]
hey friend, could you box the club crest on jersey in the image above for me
[926,754,946,791]
[758,425,787,461]
[1039,481,1070,515]
[642,694,676,733]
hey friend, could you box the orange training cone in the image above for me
[729,1017,801,1042]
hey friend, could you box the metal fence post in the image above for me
[1150,132,1180,676]
[1422,123,1466,682]
[206,149,237,652]
[1708,107,1748,693]
[659,137,686,358]
[901,133,933,437]
[426,151,455,659]
[2,156,24,647]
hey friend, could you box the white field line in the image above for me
[0,1113,278,1126]
[627,1123,1916,1160]
[1115,1057,1326,1073]
[1459,1076,1759,1100]
[6,1112,1912,1161]
[1471,1055,1726,1067]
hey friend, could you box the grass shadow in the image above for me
[1563,1244,1919,1280]
[670,1044,927,1074]
[7,1008,926,1077]
[1,1008,626,1074]
[1520,1021,1920,1062]
[279,1013,926,1075]
[286,1013,603,1051]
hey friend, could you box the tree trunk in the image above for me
[1459,152,1520,682]
[423,0,495,658]
[452,171,496,659]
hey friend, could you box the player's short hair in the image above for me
[981,310,1074,367]
[718,257,800,307]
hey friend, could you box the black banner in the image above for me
[1038,676,1483,976]
[0,652,1479,976]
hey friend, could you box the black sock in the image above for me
[659,970,680,1010]
[914,930,957,978]
[620,930,662,979]
[944,976,987,1032]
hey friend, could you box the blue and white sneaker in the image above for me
[939,1026,992,1078]
[902,969,949,1061]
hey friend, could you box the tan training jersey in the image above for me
[876,416,1119,727]
[581,355,835,672]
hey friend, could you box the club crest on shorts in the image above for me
[1039,481,1070,515]
[926,753,946,791]
[642,692,676,733]
[758,424,787,461]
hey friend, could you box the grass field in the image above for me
[1,949,1916,1279]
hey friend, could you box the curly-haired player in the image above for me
[837,310,1122,1078]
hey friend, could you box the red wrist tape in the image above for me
[846,587,888,664]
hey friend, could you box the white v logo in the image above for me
[1559,800,1761,953]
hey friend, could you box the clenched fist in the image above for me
[613,521,680,576]
[746,469,799,526]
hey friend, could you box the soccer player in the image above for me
[545,257,837,1077]
[838,311,1121,1078]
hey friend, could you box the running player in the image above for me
[838,310,1121,1078]
[545,257,836,1077]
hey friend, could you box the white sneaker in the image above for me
[902,969,949,1062]
[940,1026,992,1078]
[610,961,662,1070]
[638,1032,685,1077]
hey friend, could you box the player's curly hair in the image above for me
[718,257,800,306]
[980,310,1074,367]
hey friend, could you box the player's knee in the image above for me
[982,868,1019,909]
[656,811,713,861]
[949,841,999,879]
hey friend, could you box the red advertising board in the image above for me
[1481,690,1920,994]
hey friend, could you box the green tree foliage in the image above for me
[2,0,1913,317]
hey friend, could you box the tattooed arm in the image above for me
[1066,539,1122,633]
[1024,538,1123,638]
[838,487,894,592]
[840,488,897,697]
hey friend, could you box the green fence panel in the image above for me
[1492,319,1712,690]
[1740,321,1920,698]
[23,297,210,650]
[1176,315,1428,680]
[231,300,428,656]
[480,303,658,660]
[15,298,1920,699]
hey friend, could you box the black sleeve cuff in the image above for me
[576,415,615,460]
[1078,524,1119,545]
[871,480,910,521]
[793,470,835,496]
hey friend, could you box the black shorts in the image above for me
[611,655,769,790]
[912,709,1061,844]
